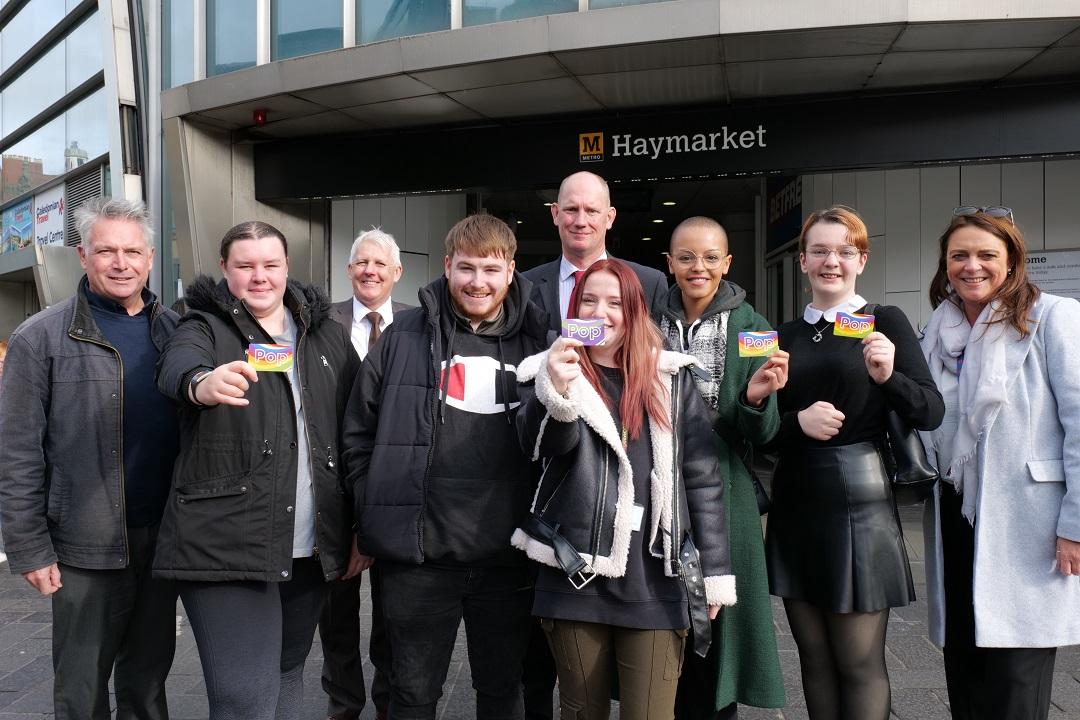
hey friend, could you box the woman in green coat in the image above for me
[658,216,787,719]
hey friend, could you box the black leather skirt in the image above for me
[765,441,915,613]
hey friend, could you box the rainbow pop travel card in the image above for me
[561,318,606,346]
[833,312,875,338]
[246,343,294,372]
[738,330,779,357]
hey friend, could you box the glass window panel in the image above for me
[65,87,107,169]
[2,115,64,203]
[162,0,194,88]
[0,88,105,203]
[65,12,103,92]
[463,0,574,26]
[2,43,64,135]
[1,13,102,138]
[2,0,66,72]
[588,0,668,6]
[357,0,449,44]
[272,0,342,60]
[206,0,256,77]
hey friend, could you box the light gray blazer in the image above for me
[922,292,1080,648]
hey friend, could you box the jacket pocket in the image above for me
[171,474,253,568]
[176,478,251,502]
[45,464,68,525]
[1026,459,1065,484]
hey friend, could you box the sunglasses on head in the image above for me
[953,206,1014,225]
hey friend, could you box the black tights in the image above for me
[784,599,891,720]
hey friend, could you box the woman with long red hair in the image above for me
[513,259,736,720]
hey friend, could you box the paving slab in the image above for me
[2,509,1080,719]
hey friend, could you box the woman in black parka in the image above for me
[155,221,360,720]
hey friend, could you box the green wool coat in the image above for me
[710,302,785,710]
[659,291,786,711]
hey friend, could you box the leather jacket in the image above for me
[513,350,736,610]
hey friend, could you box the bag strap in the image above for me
[713,411,754,475]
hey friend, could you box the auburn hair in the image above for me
[568,259,669,441]
[799,205,869,253]
[928,212,1040,338]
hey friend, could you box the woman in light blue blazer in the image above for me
[920,207,1080,720]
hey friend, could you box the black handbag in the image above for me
[860,303,940,506]
[882,409,940,505]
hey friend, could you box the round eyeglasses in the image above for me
[663,251,728,269]
[805,246,863,261]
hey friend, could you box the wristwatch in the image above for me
[188,370,212,405]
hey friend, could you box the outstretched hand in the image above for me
[194,360,259,407]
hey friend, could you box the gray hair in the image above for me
[350,227,401,266]
[74,196,154,247]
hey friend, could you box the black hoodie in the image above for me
[342,271,553,567]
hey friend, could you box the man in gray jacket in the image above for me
[0,197,180,720]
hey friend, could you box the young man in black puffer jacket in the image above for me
[342,214,552,720]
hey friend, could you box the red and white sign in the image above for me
[34,184,65,247]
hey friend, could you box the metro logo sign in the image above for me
[579,132,603,162]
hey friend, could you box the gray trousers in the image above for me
[52,524,178,720]
[179,556,326,720]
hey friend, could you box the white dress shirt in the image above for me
[802,294,868,324]
[558,252,608,321]
[351,296,395,360]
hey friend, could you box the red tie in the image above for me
[570,270,586,318]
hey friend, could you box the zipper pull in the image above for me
[321,355,329,368]
[326,446,335,468]
[263,439,273,456]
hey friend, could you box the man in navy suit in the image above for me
[522,171,668,335]
[519,172,668,719]
[321,228,411,720]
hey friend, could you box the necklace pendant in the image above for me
[812,331,823,343]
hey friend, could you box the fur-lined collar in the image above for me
[512,347,736,607]
[184,274,332,329]
[515,349,694,578]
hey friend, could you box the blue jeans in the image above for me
[379,562,533,720]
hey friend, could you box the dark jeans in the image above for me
[318,564,392,719]
[52,524,177,720]
[523,618,558,720]
[179,556,326,720]
[379,562,533,720]
[940,484,1057,720]
[674,643,738,720]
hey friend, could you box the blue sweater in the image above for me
[86,288,179,527]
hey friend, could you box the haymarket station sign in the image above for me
[579,126,767,163]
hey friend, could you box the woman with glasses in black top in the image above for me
[766,206,944,720]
